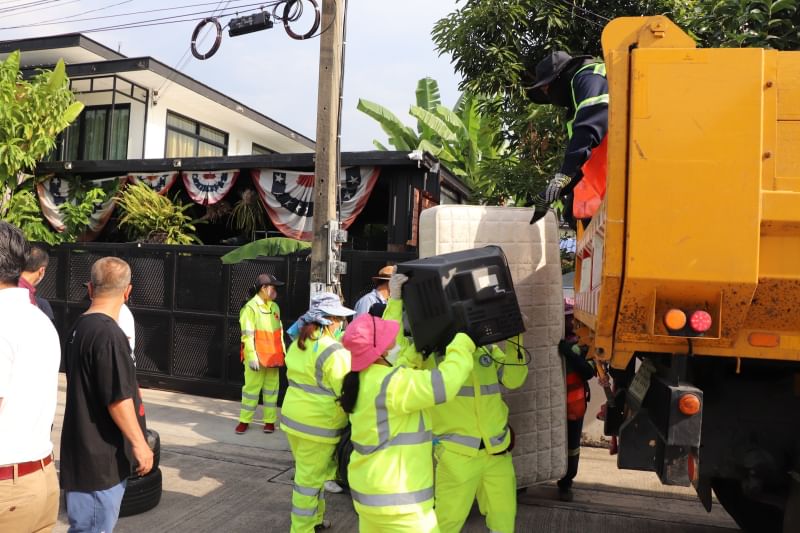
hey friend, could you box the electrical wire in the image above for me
[0,0,66,15]
[538,0,604,29]
[0,0,257,29]
[555,0,611,23]
[481,338,532,367]
[0,0,78,19]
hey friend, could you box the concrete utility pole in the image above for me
[310,0,347,296]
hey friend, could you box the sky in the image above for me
[0,0,464,151]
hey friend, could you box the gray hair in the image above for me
[90,257,131,297]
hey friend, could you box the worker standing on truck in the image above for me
[526,51,609,228]
[236,273,286,435]
[557,301,596,502]
[384,273,528,533]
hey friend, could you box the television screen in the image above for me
[397,245,525,355]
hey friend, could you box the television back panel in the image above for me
[397,246,524,354]
[417,206,566,487]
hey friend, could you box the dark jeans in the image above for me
[558,417,584,490]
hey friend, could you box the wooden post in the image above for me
[310,0,346,296]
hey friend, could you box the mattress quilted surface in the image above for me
[418,205,567,486]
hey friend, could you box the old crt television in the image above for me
[396,246,525,355]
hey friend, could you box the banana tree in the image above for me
[357,77,508,203]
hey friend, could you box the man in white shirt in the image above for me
[0,222,61,532]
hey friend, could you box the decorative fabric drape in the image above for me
[182,169,239,205]
[127,172,179,195]
[251,166,380,241]
[36,176,123,239]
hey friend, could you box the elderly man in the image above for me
[60,257,153,533]
[352,265,393,318]
[0,222,61,532]
[18,242,54,321]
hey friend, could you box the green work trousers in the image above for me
[239,365,280,424]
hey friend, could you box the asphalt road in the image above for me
[50,377,739,532]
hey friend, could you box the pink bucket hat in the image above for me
[342,314,400,372]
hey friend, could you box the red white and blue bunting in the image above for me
[127,172,179,195]
[182,169,239,205]
[251,166,379,241]
[36,176,123,240]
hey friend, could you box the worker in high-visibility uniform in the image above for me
[280,292,355,532]
[236,273,286,435]
[339,311,474,533]
[526,51,609,228]
[384,273,528,533]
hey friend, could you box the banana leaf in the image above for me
[221,237,311,264]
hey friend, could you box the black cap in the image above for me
[256,273,284,287]
[529,51,591,89]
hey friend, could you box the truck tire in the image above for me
[120,467,162,517]
[711,478,783,533]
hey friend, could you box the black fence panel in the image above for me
[45,243,415,400]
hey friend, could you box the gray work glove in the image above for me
[247,358,260,371]
[529,193,550,225]
[544,172,572,203]
[389,272,408,300]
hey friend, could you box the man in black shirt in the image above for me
[61,257,153,532]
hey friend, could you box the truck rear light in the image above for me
[689,310,712,333]
[678,393,701,416]
[748,332,780,348]
[664,308,687,330]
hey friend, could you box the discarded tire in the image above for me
[120,468,162,518]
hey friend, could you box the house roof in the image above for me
[0,33,315,151]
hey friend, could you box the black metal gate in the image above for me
[40,243,415,400]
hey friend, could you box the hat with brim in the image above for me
[372,265,394,282]
[256,273,284,287]
[343,314,400,372]
[311,292,355,318]
[530,51,592,89]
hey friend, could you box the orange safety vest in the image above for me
[566,371,588,421]
[572,135,607,220]
[240,296,285,367]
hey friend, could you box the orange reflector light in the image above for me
[689,310,712,333]
[748,332,780,348]
[679,393,701,416]
[664,309,687,330]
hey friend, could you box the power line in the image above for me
[0,0,66,15]
[0,0,269,30]
[1,0,78,19]
[556,0,611,23]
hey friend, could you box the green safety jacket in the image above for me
[347,331,474,516]
[383,298,528,456]
[240,295,285,367]
[280,332,351,444]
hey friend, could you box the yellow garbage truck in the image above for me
[575,16,800,531]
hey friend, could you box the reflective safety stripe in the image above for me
[431,369,446,404]
[480,383,501,395]
[350,486,434,507]
[242,329,255,336]
[293,484,321,497]
[288,379,335,397]
[351,430,432,455]
[437,433,481,449]
[240,404,257,412]
[291,505,317,517]
[593,63,606,76]
[262,388,278,395]
[242,392,259,401]
[315,343,343,394]
[279,414,342,438]
[575,94,610,113]
[490,426,509,447]
[457,386,474,397]
[351,368,432,455]
[263,401,277,408]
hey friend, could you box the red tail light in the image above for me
[689,310,712,333]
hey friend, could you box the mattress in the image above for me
[418,206,567,486]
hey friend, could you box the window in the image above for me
[252,143,275,155]
[61,104,130,160]
[165,111,228,157]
